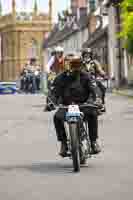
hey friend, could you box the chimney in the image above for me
[71,0,88,19]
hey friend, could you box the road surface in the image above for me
[0,94,132,200]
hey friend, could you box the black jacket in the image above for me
[53,71,97,105]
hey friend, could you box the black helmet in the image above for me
[81,48,93,57]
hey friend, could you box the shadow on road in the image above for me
[0,160,93,175]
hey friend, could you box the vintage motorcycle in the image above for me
[24,71,36,93]
[59,103,99,172]
[21,69,41,93]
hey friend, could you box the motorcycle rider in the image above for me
[81,48,106,112]
[25,58,37,93]
[52,55,101,157]
[45,46,65,74]
[35,66,41,91]
[44,46,65,111]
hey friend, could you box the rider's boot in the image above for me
[59,140,68,157]
[91,140,101,154]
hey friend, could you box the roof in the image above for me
[82,26,108,48]
[43,14,89,49]
[43,24,59,48]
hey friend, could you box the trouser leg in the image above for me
[88,112,101,154]
[20,78,24,90]
[88,113,98,142]
[25,78,29,92]
[82,108,98,142]
[31,76,36,93]
[97,81,106,104]
[53,109,67,142]
[36,77,40,90]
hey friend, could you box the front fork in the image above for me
[64,119,91,158]
[79,121,92,156]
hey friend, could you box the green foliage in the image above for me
[126,37,133,54]
[120,0,133,54]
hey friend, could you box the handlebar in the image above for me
[46,96,101,112]
[58,103,98,109]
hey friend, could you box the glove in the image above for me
[47,103,56,111]
[94,98,102,108]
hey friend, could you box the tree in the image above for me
[120,0,133,54]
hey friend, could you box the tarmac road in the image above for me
[0,93,133,200]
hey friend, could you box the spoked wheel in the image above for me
[69,123,80,172]
[79,121,90,165]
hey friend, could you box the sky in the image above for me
[1,0,70,21]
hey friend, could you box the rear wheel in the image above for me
[80,121,90,165]
[69,123,80,172]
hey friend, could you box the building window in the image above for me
[89,0,96,12]
[28,39,39,60]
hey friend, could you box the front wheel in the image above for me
[69,123,80,172]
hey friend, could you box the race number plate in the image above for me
[66,105,80,120]
[68,105,80,115]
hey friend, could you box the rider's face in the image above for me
[83,53,91,62]
[56,52,63,58]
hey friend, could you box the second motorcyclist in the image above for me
[44,46,65,111]
[81,48,107,112]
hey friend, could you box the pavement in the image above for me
[0,93,133,200]
[112,88,133,98]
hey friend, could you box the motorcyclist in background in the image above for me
[20,58,40,93]
[52,55,101,157]
[81,48,106,112]
[26,58,38,93]
[45,46,65,74]
[44,46,65,111]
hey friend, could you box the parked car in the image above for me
[0,82,17,94]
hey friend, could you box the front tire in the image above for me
[69,123,80,172]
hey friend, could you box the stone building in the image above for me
[83,0,109,73]
[102,0,133,86]
[0,0,52,81]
